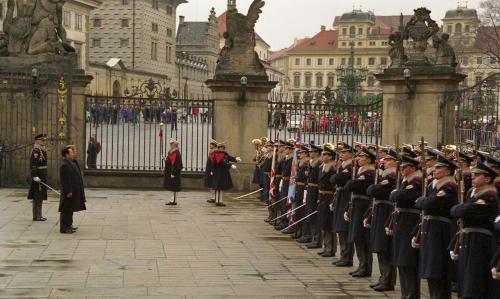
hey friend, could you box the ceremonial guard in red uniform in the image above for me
[205,140,218,203]
[211,142,241,207]
[28,134,48,221]
[164,139,183,205]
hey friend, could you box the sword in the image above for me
[232,188,263,200]
[267,196,288,208]
[280,210,318,232]
[39,181,61,196]
[268,203,306,222]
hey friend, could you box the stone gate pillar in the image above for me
[376,66,466,148]
[206,76,277,191]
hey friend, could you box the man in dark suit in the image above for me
[59,146,86,234]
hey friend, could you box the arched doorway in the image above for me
[112,80,121,97]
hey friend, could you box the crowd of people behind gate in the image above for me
[251,137,500,299]
[86,102,212,127]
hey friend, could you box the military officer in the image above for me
[415,154,458,299]
[205,139,218,203]
[262,141,275,222]
[366,148,398,292]
[294,145,310,242]
[458,152,474,201]
[346,147,376,277]
[390,155,422,299]
[305,144,322,249]
[451,161,500,299]
[278,140,295,231]
[331,142,355,267]
[28,134,49,221]
[317,144,337,257]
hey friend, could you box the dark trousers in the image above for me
[337,231,354,263]
[354,240,372,274]
[376,252,396,286]
[322,230,337,255]
[309,222,321,246]
[32,199,43,220]
[427,278,451,299]
[60,211,73,232]
[398,266,420,299]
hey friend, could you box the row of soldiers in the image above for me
[252,137,500,299]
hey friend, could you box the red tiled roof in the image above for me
[217,11,270,47]
[375,15,412,29]
[289,30,338,53]
[268,38,310,61]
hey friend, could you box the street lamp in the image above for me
[404,68,416,95]
[238,76,248,106]
[335,42,367,104]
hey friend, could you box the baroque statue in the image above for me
[432,33,458,67]
[216,0,267,78]
[1,0,74,57]
[388,32,407,68]
[403,7,439,65]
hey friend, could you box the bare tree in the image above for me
[478,0,500,68]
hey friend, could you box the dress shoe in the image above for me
[264,218,271,223]
[166,201,177,206]
[317,251,325,256]
[306,243,321,249]
[297,237,311,243]
[206,199,216,203]
[71,226,78,231]
[451,282,458,293]
[281,227,295,234]
[373,285,394,292]
[320,252,335,257]
[351,272,371,278]
[215,202,226,207]
[369,282,380,288]
[34,217,47,221]
[60,229,74,234]
[349,269,361,275]
[335,261,353,267]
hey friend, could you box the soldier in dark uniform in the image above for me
[345,147,376,277]
[451,161,500,299]
[366,148,397,291]
[390,155,422,299]
[270,141,286,226]
[211,142,241,207]
[164,139,183,206]
[485,156,500,198]
[458,152,474,201]
[205,139,218,203]
[294,145,310,242]
[492,215,500,281]
[317,144,337,257]
[305,144,322,249]
[277,141,295,231]
[28,134,49,221]
[331,142,355,267]
[262,141,275,223]
[415,154,458,299]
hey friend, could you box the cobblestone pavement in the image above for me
[0,188,432,299]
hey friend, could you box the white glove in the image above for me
[363,218,371,228]
[492,267,500,280]
[385,227,393,236]
[411,236,420,249]
[231,165,237,170]
[33,177,41,183]
[279,180,283,192]
[329,203,335,212]
[303,190,308,203]
[449,250,459,261]
[170,175,175,179]
[235,157,242,163]
[343,212,349,222]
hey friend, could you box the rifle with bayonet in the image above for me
[363,133,380,228]
[411,136,427,248]
[451,142,464,260]
[344,142,357,222]
[385,133,400,236]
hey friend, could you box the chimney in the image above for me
[179,16,185,25]
[321,25,326,31]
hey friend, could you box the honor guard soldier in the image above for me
[458,152,474,201]
[485,155,500,198]
[277,140,295,231]
[262,141,275,223]
[270,141,286,226]
[211,142,241,207]
[251,138,265,195]
[316,144,337,257]
[294,145,310,242]
[390,155,422,299]
[304,144,322,249]
[205,139,218,203]
[415,154,458,299]
[163,139,183,206]
[366,148,398,292]
[28,134,49,221]
[345,147,376,278]
[331,142,355,267]
[451,161,500,299]
[492,215,500,281]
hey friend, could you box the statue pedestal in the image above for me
[376,66,466,148]
[206,75,277,191]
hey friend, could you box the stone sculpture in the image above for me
[433,33,458,67]
[388,32,407,68]
[403,7,439,65]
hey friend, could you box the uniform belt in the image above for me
[352,195,370,200]
[336,186,343,191]
[319,190,333,195]
[395,207,420,214]
[423,215,452,224]
[276,175,282,178]
[282,177,290,180]
[374,200,393,206]
[308,183,318,187]
[462,227,494,237]
[37,166,48,169]
[297,182,306,186]
[264,172,271,175]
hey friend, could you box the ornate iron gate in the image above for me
[0,71,71,187]
[267,99,383,146]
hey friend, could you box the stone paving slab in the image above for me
[0,188,435,298]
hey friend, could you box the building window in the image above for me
[349,26,355,37]
[152,0,159,10]
[166,45,172,63]
[341,42,346,47]
[380,57,387,65]
[317,58,323,66]
[122,0,129,4]
[75,14,82,30]
[121,18,129,28]
[455,23,462,33]
[293,93,300,102]
[490,57,497,65]
[368,57,375,65]
[151,42,158,60]
[167,28,173,38]
[462,57,469,66]
[93,18,101,27]
[356,58,362,65]
[293,73,300,87]
[367,76,375,87]
[447,25,452,33]
[369,41,376,46]
[295,58,300,65]
[464,25,470,33]
[477,57,482,65]
[306,58,311,66]
[120,38,129,47]
[305,73,312,88]
[357,42,362,46]
[167,6,173,16]
[0,3,4,20]
[63,11,71,28]
[152,23,159,33]
[381,41,388,46]
[341,57,346,65]
[74,43,82,68]
[342,28,347,35]
[92,39,101,48]
[327,74,334,88]
[329,58,334,65]
[358,28,363,35]
[475,75,482,84]
[316,73,323,88]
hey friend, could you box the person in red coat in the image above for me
[163,139,183,205]
[211,142,241,207]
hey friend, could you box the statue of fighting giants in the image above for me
[2,0,74,56]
